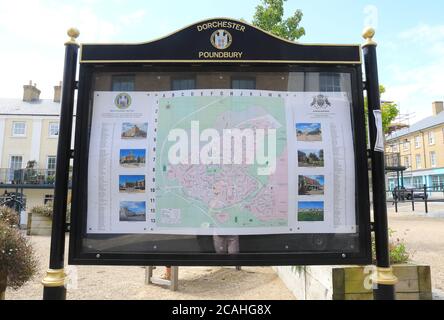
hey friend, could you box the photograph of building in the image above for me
[119,149,146,168]
[121,123,147,139]
[298,175,324,195]
[298,149,324,167]
[119,175,145,193]
[296,123,322,142]
[119,201,146,222]
[297,201,324,222]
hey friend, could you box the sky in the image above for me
[120,149,145,158]
[0,0,442,123]
[298,201,324,210]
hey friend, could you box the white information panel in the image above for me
[87,90,356,235]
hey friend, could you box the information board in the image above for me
[87,90,356,236]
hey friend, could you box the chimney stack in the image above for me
[53,81,62,103]
[432,101,443,116]
[23,80,41,102]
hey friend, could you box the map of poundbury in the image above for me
[155,93,289,233]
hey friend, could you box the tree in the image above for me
[364,85,399,134]
[252,0,305,41]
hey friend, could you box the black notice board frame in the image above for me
[68,18,371,266]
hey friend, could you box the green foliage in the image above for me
[0,206,19,227]
[252,0,305,41]
[364,85,399,134]
[372,228,410,265]
[30,204,53,218]
[0,206,38,294]
[30,203,71,223]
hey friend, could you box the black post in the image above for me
[424,184,428,214]
[42,28,79,300]
[362,28,397,300]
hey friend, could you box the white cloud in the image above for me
[384,23,444,122]
[0,0,140,99]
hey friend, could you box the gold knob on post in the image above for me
[362,27,377,48]
[65,27,80,46]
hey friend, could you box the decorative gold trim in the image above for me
[362,27,377,48]
[65,27,80,47]
[79,17,361,47]
[42,268,66,287]
[371,267,398,285]
[79,59,361,65]
[79,18,363,64]
[79,17,362,63]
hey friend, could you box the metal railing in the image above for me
[384,152,401,167]
[387,184,444,213]
[0,168,72,186]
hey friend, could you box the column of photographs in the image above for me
[296,123,325,222]
[118,120,149,223]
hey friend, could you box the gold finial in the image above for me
[362,27,377,48]
[65,27,80,46]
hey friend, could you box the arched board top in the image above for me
[80,18,361,64]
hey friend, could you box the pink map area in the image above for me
[244,148,288,222]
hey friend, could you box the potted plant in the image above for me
[28,204,53,236]
[28,202,71,234]
[274,229,432,300]
[0,206,37,300]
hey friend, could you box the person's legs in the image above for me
[227,235,241,270]
[227,235,239,254]
[213,235,228,253]
[162,266,171,280]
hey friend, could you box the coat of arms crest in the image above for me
[210,29,232,50]
[311,94,331,109]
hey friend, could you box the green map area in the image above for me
[155,94,289,231]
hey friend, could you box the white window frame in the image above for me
[430,151,437,168]
[9,155,23,169]
[46,156,57,174]
[8,155,23,182]
[416,154,422,169]
[12,121,26,137]
[48,122,59,138]
[403,140,410,151]
[415,136,421,148]
[404,155,411,168]
[428,131,435,145]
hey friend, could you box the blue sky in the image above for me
[120,201,146,213]
[0,0,442,122]
[120,149,146,158]
[119,175,145,185]
[122,122,148,132]
[298,201,324,210]
[296,123,321,133]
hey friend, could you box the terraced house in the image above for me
[385,101,444,191]
[0,81,69,224]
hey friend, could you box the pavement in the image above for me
[387,201,444,294]
[5,201,444,300]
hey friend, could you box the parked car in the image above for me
[392,186,428,201]
[404,185,428,200]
